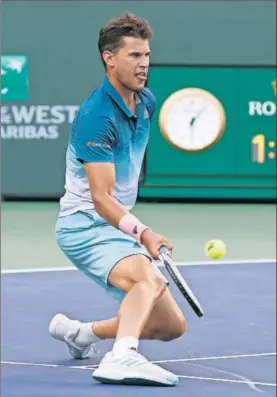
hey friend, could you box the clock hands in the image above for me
[188,107,206,145]
[189,107,206,127]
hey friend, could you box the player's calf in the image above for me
[158,314,187,341]
[146,314,186,341]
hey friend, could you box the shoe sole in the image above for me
[93,375,178,387]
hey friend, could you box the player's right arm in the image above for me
[83,161,128,228]
[75,114,128,227]
[75,114,173,259]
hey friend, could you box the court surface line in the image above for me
[175,376,276,387]
[1,361,275,388]
[2,352,276,369]
[1,258,276,274]
[187,361,264,393]
[151,352,277,364]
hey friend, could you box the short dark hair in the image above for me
[98,12,153,69]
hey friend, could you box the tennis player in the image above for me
[49,12,186,386]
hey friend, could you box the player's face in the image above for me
[112,37,151,92]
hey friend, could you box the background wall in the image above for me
[1,1,276,199]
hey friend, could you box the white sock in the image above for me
[112,336,139,357]
[74,322,100,347]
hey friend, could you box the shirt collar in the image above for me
[103,76,141,119]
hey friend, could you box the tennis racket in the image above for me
[158,245,204,317]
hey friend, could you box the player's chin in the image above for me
[131,79,146,92]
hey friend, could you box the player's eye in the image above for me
[130,53,141,58]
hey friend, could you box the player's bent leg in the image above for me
[107,254,186,342]
[52,211,179,384]
[49,253,185,351]
[108,254,167,341]
[92,288,186,342]
[141,287,186,341]
[92,254,179,386]
[51,212,166,355]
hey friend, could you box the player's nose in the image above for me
[139,56,150,68]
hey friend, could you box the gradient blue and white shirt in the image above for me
[59,76,156,217]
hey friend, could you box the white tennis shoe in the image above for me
[92,350,179,386]
[49,313,98,359]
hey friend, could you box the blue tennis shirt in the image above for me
[59,76,156,216]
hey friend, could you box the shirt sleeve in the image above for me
[143,87,157,120]
[73,115,116,163]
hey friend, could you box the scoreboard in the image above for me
[140,66,276,200]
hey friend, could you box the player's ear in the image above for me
[102,51,115,68]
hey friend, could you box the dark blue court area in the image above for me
[2,261,276,397]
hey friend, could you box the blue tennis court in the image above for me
[2,261,276,397]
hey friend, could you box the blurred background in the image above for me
[1,0,276,271]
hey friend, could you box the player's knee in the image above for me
[144,273,167,300]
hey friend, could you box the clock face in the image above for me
[159,88,226,152]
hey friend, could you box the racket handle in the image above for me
[158,245,171,256]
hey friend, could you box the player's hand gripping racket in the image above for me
[158,246,204,317]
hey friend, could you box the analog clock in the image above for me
[159,88,226,152]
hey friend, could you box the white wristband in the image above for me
[119,213,151,243]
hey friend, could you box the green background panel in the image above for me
[1,1,276,199]
[140,67,276,199]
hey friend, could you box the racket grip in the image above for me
[158,245,171,256]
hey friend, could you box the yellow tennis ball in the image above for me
[205,239,226,260]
